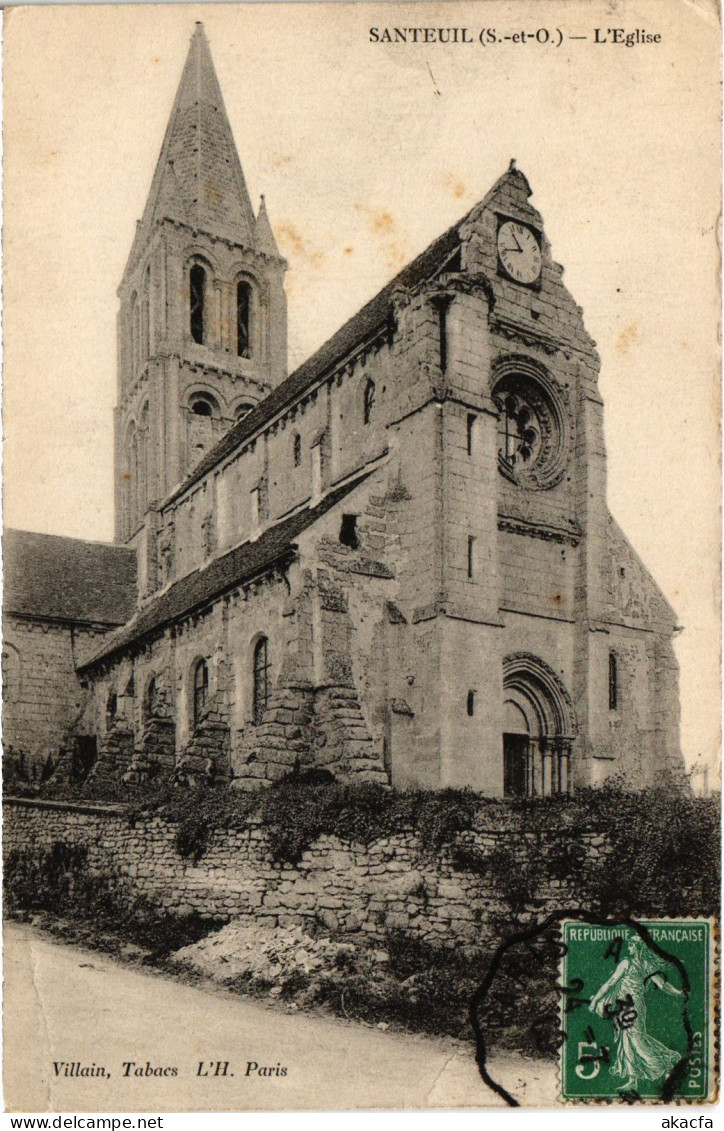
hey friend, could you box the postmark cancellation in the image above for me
[561,919,716,1103]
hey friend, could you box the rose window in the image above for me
[497,394,542,469]
[492,368,568,489]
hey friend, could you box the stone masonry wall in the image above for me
[2,616,107,771]
[4,799,607,948]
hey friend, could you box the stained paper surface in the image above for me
[2,0,720,1114]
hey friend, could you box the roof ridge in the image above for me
[4,527,134,552]
[78,465,378,671]
[164,200,474,504]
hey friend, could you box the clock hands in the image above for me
[497,221,541,283]
[501,230,525,254]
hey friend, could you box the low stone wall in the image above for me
[3,798,608,947]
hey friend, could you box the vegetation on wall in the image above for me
[22,769,721,917]
[135,777,719,919]
[4,841,226,959]
[4,778,719,1058]
[117,779,479,866]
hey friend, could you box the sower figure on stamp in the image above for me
[589,935,684,1092]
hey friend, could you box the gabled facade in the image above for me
[5,26,684,795]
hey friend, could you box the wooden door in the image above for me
[503,733,529,797]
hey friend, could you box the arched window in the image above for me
[142,265,151,361]
[311,439,324,502]
[130,427,139,531]
[237,281,252,358]
[609,652,618,711]
[123,420,136,538]
[146,676,159,719]
[193,659,209,726]
[467,413,476,456]
[292,432,302,468]
[130,292,140,377]
[436,298,449,373]
[190,264,206,344]
[107,690,118,725]
[363,379,376,425]
[190,397,213,417]
[253,637,270,725]
[235,402,254,420]
[467,535,476,580]
[137,402,149,519]
[188,395,218,462]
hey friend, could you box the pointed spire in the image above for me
[128,24,256,266]
[254,195,281,257]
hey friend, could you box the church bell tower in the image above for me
[115,24,288,543]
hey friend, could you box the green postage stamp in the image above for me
[561,920,715,1102]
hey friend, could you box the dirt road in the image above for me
[3,922,557,1111]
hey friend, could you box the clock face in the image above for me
[497,221,542,285]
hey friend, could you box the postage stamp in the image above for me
[561,920,714,1102]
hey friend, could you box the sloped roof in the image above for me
[167,163,591,506]
[606,514,678,627]
[168,209,463,504]
[78,468,375,671]
[3,529,137,626]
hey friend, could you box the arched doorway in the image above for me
[503,653,576,796]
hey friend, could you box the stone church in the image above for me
[3,25,683,795]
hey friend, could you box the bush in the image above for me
[4,842,100,915]
[170,790,256,863]
[137,780,481,866]
[3,841,225,959]
[476,921,565,1057]
[575,784,720,918]
[254,781,481,864]
[33,771,721,917]
[310,930,484,1039]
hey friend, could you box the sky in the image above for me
[2,0,721,776]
